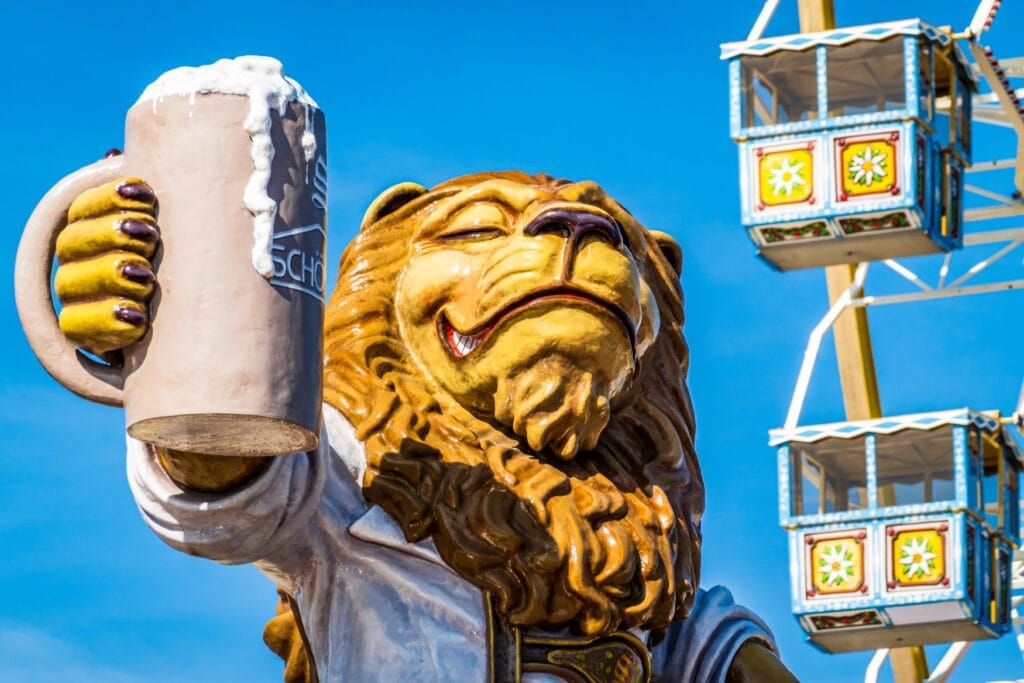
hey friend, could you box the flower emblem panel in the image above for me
[754,142,816,209]
[806,531,866,597]
[887,522,948,590]
[836,131,901,201]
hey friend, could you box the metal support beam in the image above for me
[890,648,930,683]
[968,42,1024,194]
[923,642,972,683]
[882,259,933,292]
[946,240,1023,289]
[964,226,1024,245]
[748,0,782,40]
[966,158,1018,172]
[785,264,869,429]
[797,0,834,34]
[797,0,884,423]
[968,0,1002,37]
[865,649,890,683]
[825,264,882,420]
[854,278,1024,307]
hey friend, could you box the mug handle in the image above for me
[15,155,128,407]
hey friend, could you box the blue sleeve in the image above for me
[650,585,779,683]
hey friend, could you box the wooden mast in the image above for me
[794,1,926,681]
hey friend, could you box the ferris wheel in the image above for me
[721,1,1024,681]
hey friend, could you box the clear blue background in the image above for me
[1,1,1022,681]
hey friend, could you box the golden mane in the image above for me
[322,171,703,635]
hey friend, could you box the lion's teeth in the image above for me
[451,330,481,357]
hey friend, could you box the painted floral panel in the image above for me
[839,138,898,198]
[758,148,814,207]
[810,536,864,595]
[892,528,945,586]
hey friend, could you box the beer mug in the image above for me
[14,56,327,456]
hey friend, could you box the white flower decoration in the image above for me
[818,544,855,587]
[848,146,888,185]
[767,157,807,197]
[898,537,937,579]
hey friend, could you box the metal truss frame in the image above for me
[784,224,1024,430]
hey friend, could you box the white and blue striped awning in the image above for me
[769,408,1001,446]
[720,19,952,60]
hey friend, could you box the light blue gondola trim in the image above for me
[770,408,1001,446]
[720,19,955,60]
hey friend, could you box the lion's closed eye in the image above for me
[436,226,505,242]
[435,202,510,242]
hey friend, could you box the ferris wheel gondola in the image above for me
[722,20,975,271]
[770,409,1020,653]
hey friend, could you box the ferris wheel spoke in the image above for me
[968,0,1002,38]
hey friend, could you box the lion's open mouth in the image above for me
[438,287,637,359]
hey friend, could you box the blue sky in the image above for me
[1,1,1022,681]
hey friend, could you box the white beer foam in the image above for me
[136,56,321,278]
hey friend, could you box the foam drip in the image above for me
[136,56,320,278]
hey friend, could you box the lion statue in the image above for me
[53,171,795,682]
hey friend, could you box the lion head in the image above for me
[323,171,703,636]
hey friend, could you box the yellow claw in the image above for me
[57,211,158,263]
[55,251,155,303]
[59,299,148,355]
[67,176,157,222]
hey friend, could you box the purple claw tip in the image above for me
[117,219,159,242]
[105,148,123,158]
[114,306,147,326]
[122,263,154,284]
[116,182,156,204]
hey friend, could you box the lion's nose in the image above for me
[523,209,622,247]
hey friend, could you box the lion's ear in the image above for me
[649,230,683,276]
[361,182,428,229]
